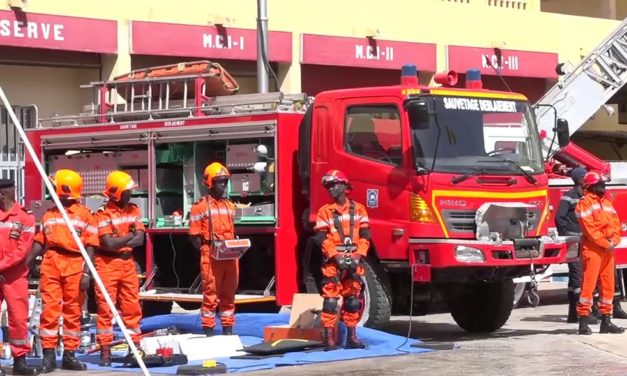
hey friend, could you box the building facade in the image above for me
[0,0,625,189]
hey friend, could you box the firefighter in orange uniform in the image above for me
[94,171,145,366]
[0,179,41,376]
[189,162,238,336]
[25,170,97,372]
[576,171,624,335]
[314,170,370,350]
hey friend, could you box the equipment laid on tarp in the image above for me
[112,353,189,368]
[176,361,227,375]
[141,334,245,361]
[243,339,323,355]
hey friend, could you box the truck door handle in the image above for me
[392,228,405,236]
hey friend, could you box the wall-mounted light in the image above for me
[208,15,233,27]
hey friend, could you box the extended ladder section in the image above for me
[38,73,310,128]
[535,17,627,174]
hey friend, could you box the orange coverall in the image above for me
[0,203,35,357]
[576,192,621,317]
[94,202,144,346]
[34,203,98,351]
[315,200,370,328]
[189,196,238,329]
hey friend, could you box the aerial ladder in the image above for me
[535,17,627,181]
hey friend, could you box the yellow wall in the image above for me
[0,0,623,130]
[0,65,99,118]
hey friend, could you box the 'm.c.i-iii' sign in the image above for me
[447,45,558,78]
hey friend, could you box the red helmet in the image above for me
[582,171,602,189]
[321,170,349,187]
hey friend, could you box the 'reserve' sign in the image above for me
[0,10,117,53]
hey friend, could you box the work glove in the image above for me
[80,273,91,291]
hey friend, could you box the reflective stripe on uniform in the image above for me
[220,311,234,317]
[39,329,58,336]
[579,297,592,304]
[601,299,613,305]
[96,329,114,335]
[0,223,34,232]
[9,338,28,345]
[561,196,580,204]
[202,311,216,318]
[98,216,137,228]
[63,330,81,337]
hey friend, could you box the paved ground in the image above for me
[17,283,627,375]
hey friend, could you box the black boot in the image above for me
[41,349,56,373]
[613,298,627,319]
[99,346,112,367]
[578,316,592,335]
[0,367,5,376]
[345,326,366,349]
[203,327,215,337]
[13,355,41,376]
[600,315,625,334]
[567,292,578,323]
[222,326,233,336]
[322,327,338,351]
[61,351,86,371]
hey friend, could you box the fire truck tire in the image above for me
[359,259,392,329]
[446,280,514,333]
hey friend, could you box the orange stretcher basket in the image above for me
[113,60,239,101]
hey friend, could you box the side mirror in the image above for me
[556,118,570,148]
[406,100,430,130]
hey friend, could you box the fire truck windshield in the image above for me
[409,96,544,176]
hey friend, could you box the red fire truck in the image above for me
[22,61,576,333]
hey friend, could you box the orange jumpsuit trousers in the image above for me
[94,255,142,346]
[0,203,36,357]
[94,202,144,346]
[315,200,370,328]
[190,196,238,329]
[576,193,621,317]
[35,203,98,351]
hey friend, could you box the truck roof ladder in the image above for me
[535,17,627,162]
[38,73,309,128]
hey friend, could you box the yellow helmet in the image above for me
[103,170,137,201]
[203,162,230,188]
[50,169,83,200]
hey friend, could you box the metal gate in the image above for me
[0,105,37,203]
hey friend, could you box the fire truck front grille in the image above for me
[442,209,542,234]
[442,210,476,233]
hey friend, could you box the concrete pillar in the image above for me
[278,32,301,94]
[600,0,617,19]
[100,20,132,81]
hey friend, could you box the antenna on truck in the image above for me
[484,48,513,92]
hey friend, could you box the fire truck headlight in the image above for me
[566,242,580,259]
[622,222,627,232]
[455,246,485,263]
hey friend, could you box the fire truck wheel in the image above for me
[358,258,392,329]
[513,282,528,308]
[446,279,514,333]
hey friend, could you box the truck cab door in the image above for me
[333,97,411,260]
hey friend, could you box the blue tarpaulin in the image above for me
[7,313,432,374]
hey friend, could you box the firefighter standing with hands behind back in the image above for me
[25,170,97,372]
[0,179,41,376]
[94,171,145,366]
[314,170,370,350]
[576,171,624,335]
[189,162,238,336]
